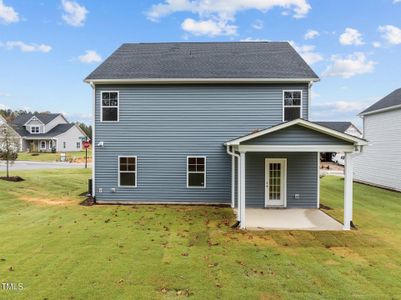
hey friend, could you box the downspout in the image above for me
[90,81,96,203]
[226,145,241,228]
[308,80,313,120]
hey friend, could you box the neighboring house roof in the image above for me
[315,121,353,133]
[19,124,75,138]
[85,42,319,82]
[360,88,401,115]
[225,119,367,146]
[12,113,61,126]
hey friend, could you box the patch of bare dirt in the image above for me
[320,162,344,171]
[17,196,74,206]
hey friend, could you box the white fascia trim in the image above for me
[225,119,368,146]
[359,104,401,117]
[238,145,356,153]
[85,78,320,84]
[24,116,45,126]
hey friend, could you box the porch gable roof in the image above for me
[224,119,368,147]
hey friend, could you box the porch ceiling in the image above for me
[244,208,343,231]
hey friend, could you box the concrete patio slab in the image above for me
[244,208,343,231]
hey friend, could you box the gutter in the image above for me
[359,103,401,117]
[84,78,320,85]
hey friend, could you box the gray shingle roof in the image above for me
[85,42,319,81]
[12,113,61,126]
[18,124,75,138]
[360,88,401,115]
[315,121,353,133]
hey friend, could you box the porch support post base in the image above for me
[343,152,353,230]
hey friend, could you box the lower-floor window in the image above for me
[63,142,66,149]
[119,156,137,187]
[187,156,206,188]
[40,141,46,149]
[76,142,81,149]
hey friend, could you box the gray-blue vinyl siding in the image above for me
[245,152,318,208]
[243,125,353,145]
[94,84,309,203]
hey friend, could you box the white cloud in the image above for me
[323,52,375,79]
[0,103,7,110]
[78,50,102,63]
[372,41,381,48]
[289,41,323,65]
[240,37,268,42]
[147,0,311,36]
[339,28,364,45]
[61,0,88,27]
[393,0,401,3]
[252,19,263,30]
[181,18,236,36]
[1,41,52,53]
[0,91,10,97]
[378,25,401,45]
[0,0,19,24]
[304,29,319,40]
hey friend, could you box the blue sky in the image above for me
[0,0,400,127]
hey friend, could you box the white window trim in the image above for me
[100,91,119,123]
[76,142,81,149]
[186,156,207,189]
[40,140,46,150]
[282,90,303,122]
[118,155,137,188]
[31,126,40,134]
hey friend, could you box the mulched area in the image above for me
[80,197,95,206]
[0,176,24,182]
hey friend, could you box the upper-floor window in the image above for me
[101,92,119,122]
[187,156,206,188]
[31,126,40,134]
[283,91,302,122]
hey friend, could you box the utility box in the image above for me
[88,179,93,196]
[60,152,66,162]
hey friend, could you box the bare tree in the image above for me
[0,125,19,178]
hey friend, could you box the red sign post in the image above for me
[82,140,90,168]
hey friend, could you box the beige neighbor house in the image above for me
[1,113,87,152]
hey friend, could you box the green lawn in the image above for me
[17,149,92,162]
[0,170,401,299]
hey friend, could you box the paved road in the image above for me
[0,161,92,171]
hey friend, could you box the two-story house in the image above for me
[85,42,367,230]
[5,113,87,152]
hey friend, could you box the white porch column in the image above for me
[236,156,241,221]
[231,155,235,208]
[239,151,246,229]
[343,152,354,230]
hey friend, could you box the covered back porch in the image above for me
[225,119,368,230]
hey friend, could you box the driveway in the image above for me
[0,161,91,171]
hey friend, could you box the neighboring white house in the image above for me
[315,122,362,162]
[1,113,87,152]
[354,88,401,192]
